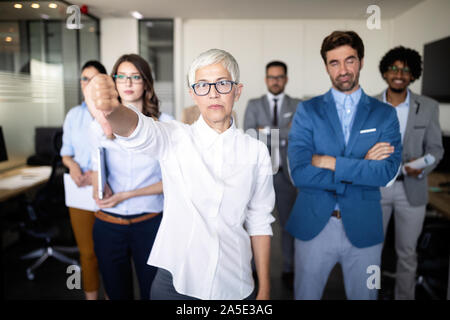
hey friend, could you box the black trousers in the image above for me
[150,267,257,300]
[93,211,162,300]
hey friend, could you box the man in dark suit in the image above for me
[287,31,402,299]
[244,61,301,289]
[376,46,444,300]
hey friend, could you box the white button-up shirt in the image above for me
[266,92,285,170]
[90,113,173,216]
[115,106,275,300]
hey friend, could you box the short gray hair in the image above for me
[187,48,240,88]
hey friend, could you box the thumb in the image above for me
[97,114,114,138]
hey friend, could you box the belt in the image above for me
[95,210,160,225]
[331,210,341,219]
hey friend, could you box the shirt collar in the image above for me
[194,113,236,149]
[267,92,285,103]
[331,87,362,109]
[383,89,410,108]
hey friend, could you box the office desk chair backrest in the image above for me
[27,127,63,166]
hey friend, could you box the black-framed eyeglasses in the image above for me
[191,80,238,96]
[113,74,143,83]
[388,65,411,74]
[266,75,286,81]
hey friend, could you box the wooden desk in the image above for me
[428,172,450,220]
[0,165,51,202]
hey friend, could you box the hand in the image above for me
[404,166,423,177]
[404,158,424,177]
[311,154,336,171]
[96,192,127,209]
[80,170,93,187]
[93,182,113,201]
[85,74,120,135]
[365,142,394,160]
[256,288,270,300]
[69,164,84,187]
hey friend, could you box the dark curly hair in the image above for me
[379,46,422,82]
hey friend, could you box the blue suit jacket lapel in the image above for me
[345,92,371,157]
[323,90,346,153]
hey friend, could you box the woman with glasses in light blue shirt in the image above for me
[90,54,173,300]
[61,60,108,300]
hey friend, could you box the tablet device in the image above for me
[97,147,107,200]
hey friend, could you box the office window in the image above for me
[0,1,99,161]
[139,19,174,116]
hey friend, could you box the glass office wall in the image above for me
[0,1,99,162]
[139,19,174,116]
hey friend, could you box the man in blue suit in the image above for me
[287,30,402,300]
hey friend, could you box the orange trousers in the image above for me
[69,207,100,292]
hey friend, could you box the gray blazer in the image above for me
[375,91,444,206]
[244,94,301,181]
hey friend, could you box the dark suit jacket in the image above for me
[244,94,301,181]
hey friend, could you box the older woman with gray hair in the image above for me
[84,49,275,300]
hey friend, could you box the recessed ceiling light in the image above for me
[5,37,13,42]
[31,3,40,9]
[49,3,58,9]
[130,11,143,19]
[14,3,22,9]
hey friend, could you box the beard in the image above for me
[389,86,406,93]
[332,72,359,92]
[268,85,283,95]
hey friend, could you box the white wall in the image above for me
[392,0,450,132]
[178,19,394,128]
[97,0,450,132]
[100,18,139,73]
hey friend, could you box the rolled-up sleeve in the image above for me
[245,143,276,236]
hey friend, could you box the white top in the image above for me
[114,105,275,300]
[90,112,174,216]
[383,89,410,143]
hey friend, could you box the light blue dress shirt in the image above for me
[90,112,174,216]
[383,89,410,143]
[331,87,362,211]
[60,102,95,172]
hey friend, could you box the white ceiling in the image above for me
[68,0,425,20]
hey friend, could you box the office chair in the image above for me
[20,128,79,280]
[415,217,450,300]
[381,214,450,300]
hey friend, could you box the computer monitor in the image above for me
[0,126,8,162]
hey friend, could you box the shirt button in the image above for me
[346,109,351,114]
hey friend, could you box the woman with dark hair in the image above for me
[89,54,173,300]
[61,60,107,300]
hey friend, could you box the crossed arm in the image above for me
[288,104,401,189]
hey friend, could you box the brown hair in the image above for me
[111,54,160,119]
[320,31,364,64]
